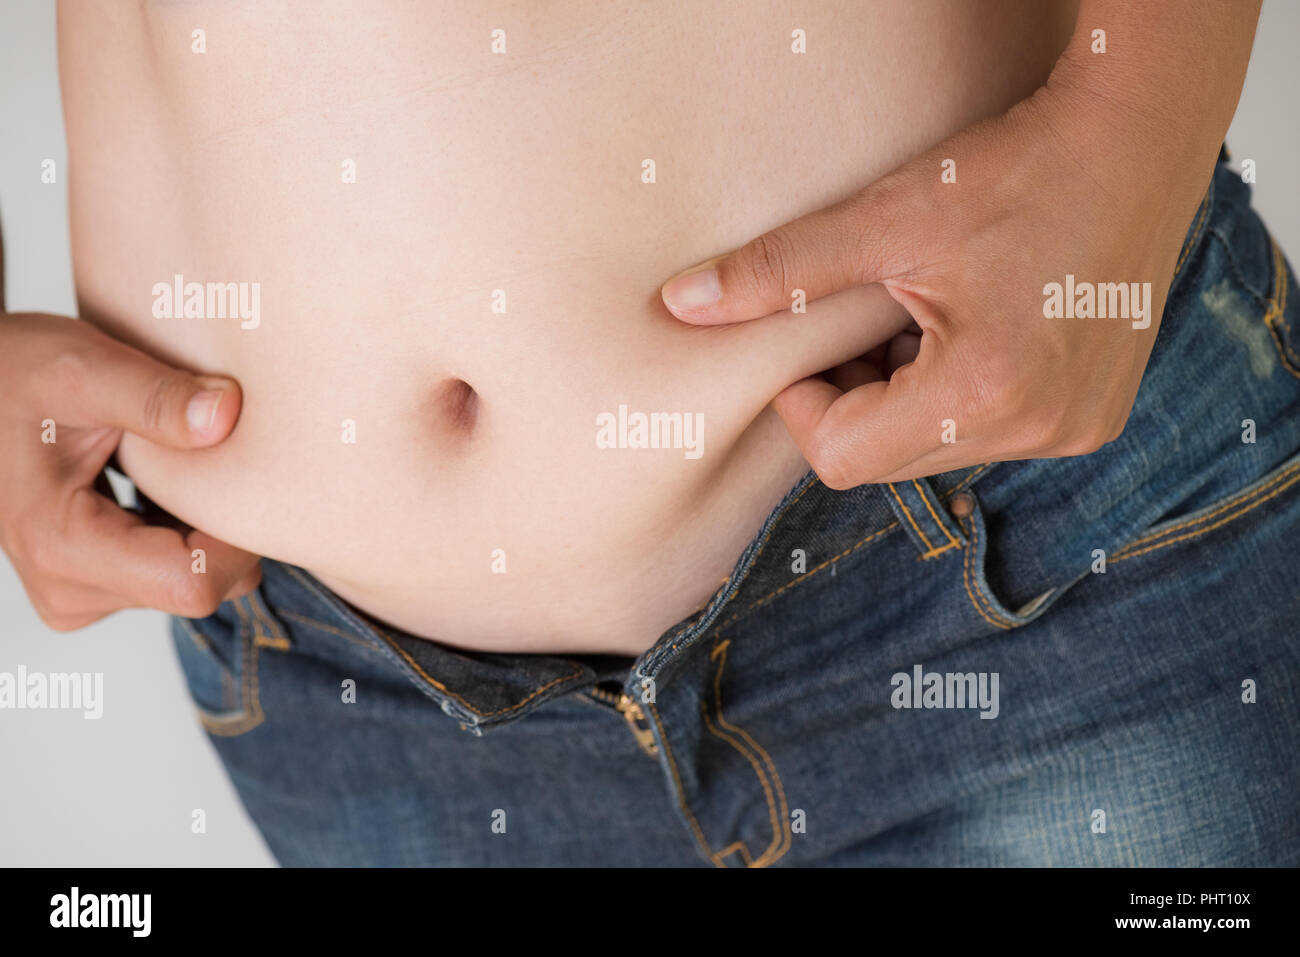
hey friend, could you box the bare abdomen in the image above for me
[59,0,1074,653]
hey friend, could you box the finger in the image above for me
[40,536,259,623]
[884,331,922,374]
[67,489,262,616]
[862,342,889,370]
[773,349,988,488]
[660,187,893,325]
[44,328,242,448]
[825,358,884,393]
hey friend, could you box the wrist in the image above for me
[1042,4,1251,176]
[1034,54,1220,213]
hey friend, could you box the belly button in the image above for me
[434,378,478,433]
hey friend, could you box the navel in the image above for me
[434,378,479,434]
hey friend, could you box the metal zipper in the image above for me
[587,683,658,757]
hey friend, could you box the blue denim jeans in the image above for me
[175,157,1300,866]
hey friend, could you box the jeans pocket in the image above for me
[171,596,266,737]
[1263,234,1300,379]
[1110,445,1300,566]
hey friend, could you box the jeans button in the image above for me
[950,491,976,518]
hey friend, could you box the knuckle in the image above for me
[142,374,185,435]
[988,373,1029,412]
[45,348,91,403]
[985,388,1053,452]
[739,230,795,298]
[1018,409,1070,453]
[844,190,891,279]
[964,372,1045,449]
[963,353,1022,417]
[1057,424,1113,457]
[1105,408,1132,444]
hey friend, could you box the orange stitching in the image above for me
[1262,237,1300,379]
[958,515,1014,631]
[233,594,253,635]
[713,479,817,601]
[888,483,935,552]
[783,478,817,513]
[645,699,719,867]
[715,841,755,867]
[707,640,791,867]
[285,565,328,598]
[718,521,900,628]
[943,463,993,499]
[1111,463,1300,563]
[247,590,291,650]
[644,478,820,657]
[279,570,397,653]
[279,610,381,654]
[201,598,265,736]
[916,541,959,561]
[699,642,783,867]
[966,514,1020,628]
[1113,458,1300,556]
[913,479,959,548]
[177,616,209,651]
[219,664,234,712]
[700,706,777,867]
[280,565,582,719]
[1174,189,1212,279]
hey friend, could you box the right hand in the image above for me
[0,311,262,630]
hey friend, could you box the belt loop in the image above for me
[883,479,962,560]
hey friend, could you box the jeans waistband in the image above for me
[221,151,1297,737]
[251,463,988,733]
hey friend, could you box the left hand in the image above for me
[658,77,1217,488]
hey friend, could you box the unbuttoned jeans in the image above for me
[175,158,1300,866]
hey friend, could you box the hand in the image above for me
[659,78,1217,489]
[0,311,262,629]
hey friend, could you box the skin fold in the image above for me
[661,0,1261,487]
[11,1,1258,655]
[45,0,1077,653]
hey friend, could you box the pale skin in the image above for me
[0,235,262,629]
[0,0,1261,632]
[660,0,1262,487]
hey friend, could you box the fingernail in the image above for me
[187,390,224,433]
[662,266,721,312]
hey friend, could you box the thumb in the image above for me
[86,338,242,448]
[660,187,892,325]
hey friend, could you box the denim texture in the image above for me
[175,158,1300,866]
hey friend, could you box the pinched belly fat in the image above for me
[59,0,1073,653]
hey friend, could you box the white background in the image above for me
[2,0,1297,865]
